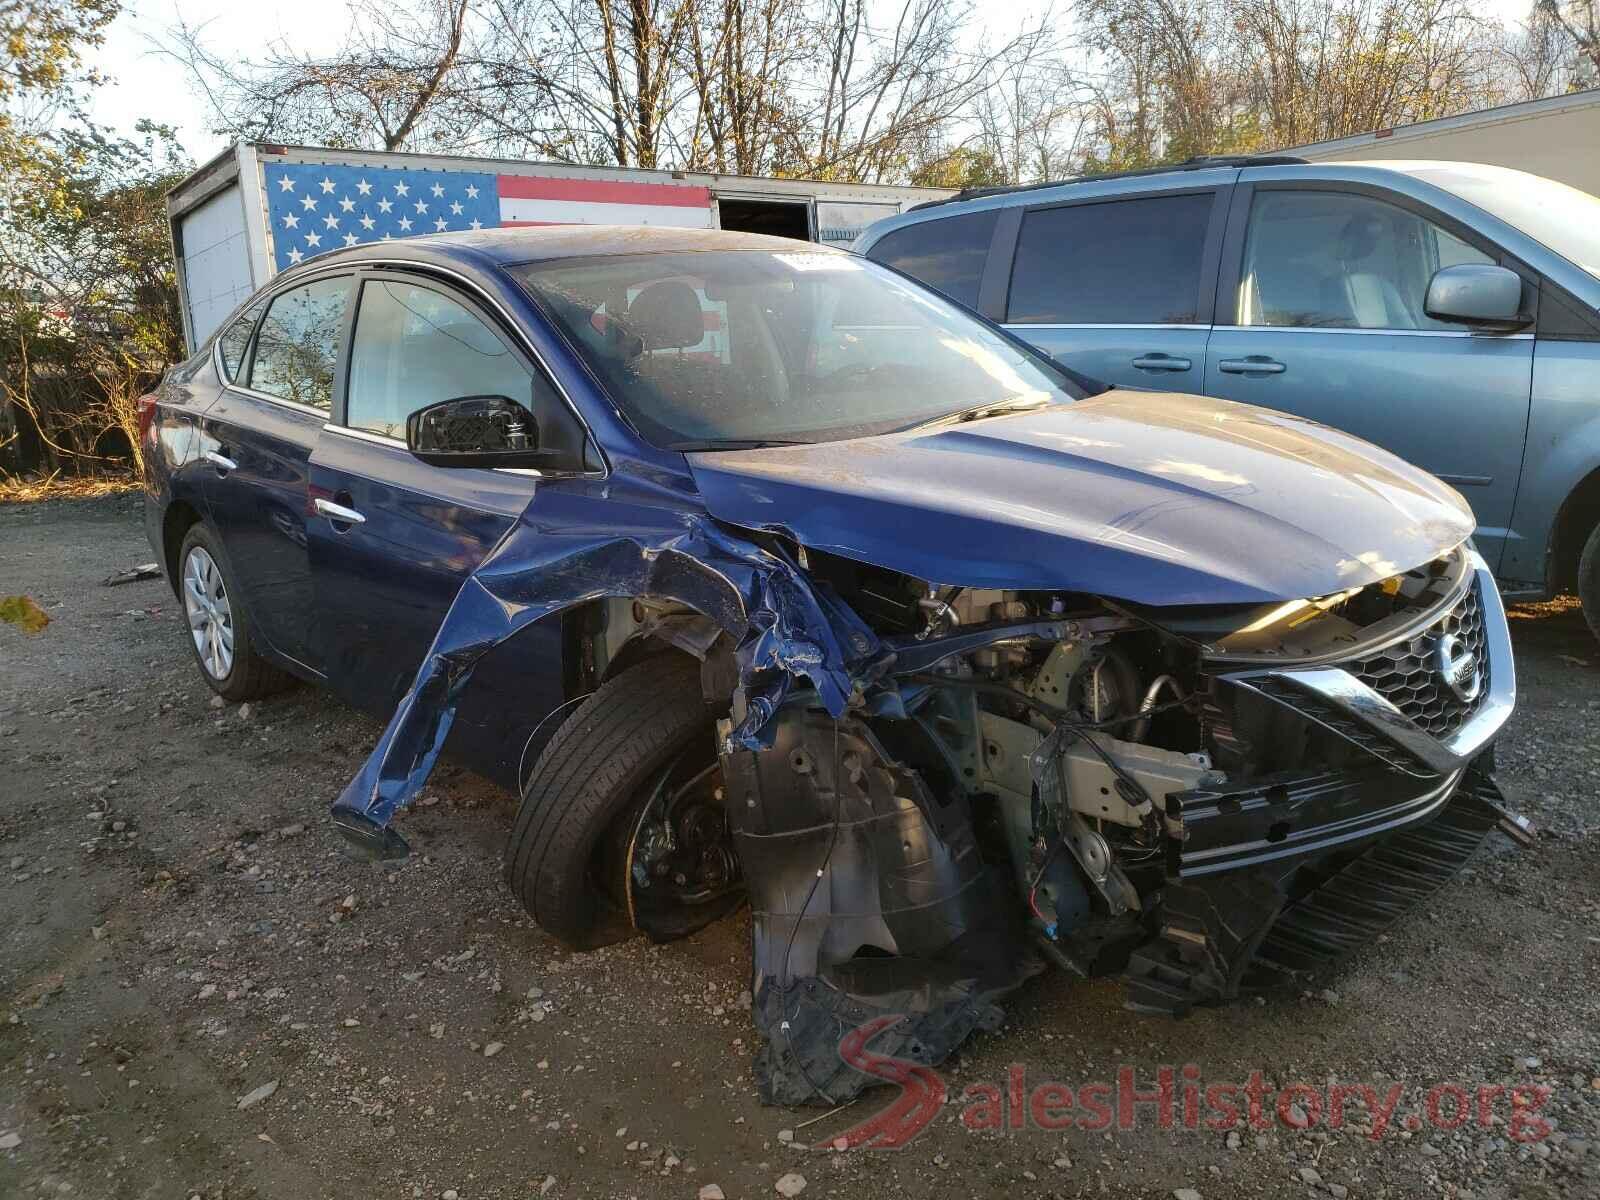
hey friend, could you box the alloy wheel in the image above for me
[182,546,235,680]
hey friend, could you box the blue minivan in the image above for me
[855,157,1600,639]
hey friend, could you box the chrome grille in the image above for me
[1349,582,1487,738]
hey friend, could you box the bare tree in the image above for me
[161,0,474,151]
[967,20,1094,184]
[794,0,1005,182]
[681,0,807,174]
[1534,0,1600,81]
[1073,0,1510,166]
[1496,2,1582,98]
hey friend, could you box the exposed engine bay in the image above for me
[697,543,1521,1104]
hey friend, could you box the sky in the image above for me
[93,0,1541,166]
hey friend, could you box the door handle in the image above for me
[314,497,366,526]
[1218,356,1287,375]
[1131,354,1192,372]
[204,450,238,472]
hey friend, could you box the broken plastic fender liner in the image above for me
[330,486,883,844]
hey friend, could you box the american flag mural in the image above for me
[261,162,714,272]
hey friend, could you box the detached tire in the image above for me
[1579,521,1600,643]
[176,524,288,701]
[505,655,719,949]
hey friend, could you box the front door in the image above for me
[1205,185,1534,570]
[199,274,354,673]
[307,273,552,718]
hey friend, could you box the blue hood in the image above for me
[685,390,1475,606]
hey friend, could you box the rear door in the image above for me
[996,181,1232,390]
[1204,181,1535,569]
[199,273,355,674]
[307,270,557,721]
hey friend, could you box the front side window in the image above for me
[863,210,998,310]
[346,279,537,439]
[1007,193,1214,325]
[248,276,353,410]
[512,249,1083,449]
[217,299,264,382]
[1237,191,1494,330]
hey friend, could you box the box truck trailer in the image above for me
[166,141,953,352]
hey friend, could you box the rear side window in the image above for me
[1007,193,1213,325]
[216,300,264,382]
[864,210,998,310]
[248,276,353,411]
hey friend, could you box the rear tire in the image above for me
[177,524,288,701]
[1579,521,1600,643]
[504,654,727,949]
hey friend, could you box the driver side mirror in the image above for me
[406,394,583,471]
[1424,264,1531,331]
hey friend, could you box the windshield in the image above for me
[509,249,1083,449]
[1405,162,1600,283]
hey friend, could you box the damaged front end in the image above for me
[712,541,1518,1103]
[330,493,1518,1107]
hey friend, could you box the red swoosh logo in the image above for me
[820,1014,946,1150]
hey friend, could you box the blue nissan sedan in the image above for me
[140,227,1519,1104]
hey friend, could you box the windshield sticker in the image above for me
[775,252,863,272]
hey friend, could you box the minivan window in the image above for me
[513,249,1082,449]
[1238,191,1493,331]
[347,279,537,439]
[248,277,353,411]
[863,210,998,309]
[1007,193,1213,325]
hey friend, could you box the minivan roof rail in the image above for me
[908,155,1309,211]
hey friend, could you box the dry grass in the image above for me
[0,471,139,505]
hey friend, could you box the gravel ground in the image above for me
[2,493,1598,1200]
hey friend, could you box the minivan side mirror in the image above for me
[1424,264,1530,331]
[406,394,584,471]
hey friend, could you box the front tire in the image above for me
[1579,521,1600,643]
[504,655,738,949]
[177,525,286,701]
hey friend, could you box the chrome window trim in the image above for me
[224,383,334,420]
[1222,325,1534,340]
[1001,322,1211,331]
[322,422,403,448]
[319,421,551,480]
[1222,550,1515,776]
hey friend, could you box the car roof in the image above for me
[295,224,828,273]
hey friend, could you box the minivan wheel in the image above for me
[1579,522,1600,643]
[176,525,287,701]
[504,655,742,950]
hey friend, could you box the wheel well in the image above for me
[161,500,203,595]
[1550,468,1600,595]
[601,632,691,684]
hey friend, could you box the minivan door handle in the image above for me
[204,450,238,472]
[1131,354,1192,372]
[1218,356,1287,375]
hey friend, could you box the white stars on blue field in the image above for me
[263,163,500,270]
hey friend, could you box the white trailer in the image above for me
[166,141,952,352]
[1284,88,1600,199]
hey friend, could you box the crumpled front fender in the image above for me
[330,487,883,855]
